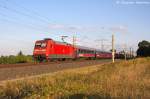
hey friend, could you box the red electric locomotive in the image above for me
[33,38,76,61]
[33,38,114,61]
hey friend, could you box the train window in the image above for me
[35,43,41,47]
[85,50,87,53]
[41,43,47,47]
[83,50,85,53]
[35,42,47,48]
[79,49,81,53]
[81,49,84,53]
[81,50,84,53]
[78,49,80,53]
[81,50,82,53]
[82,50,84,53]
[86,50,88,53]
[84,50,87,53]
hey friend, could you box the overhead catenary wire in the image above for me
[0,13,61,41]
[0,0,68,37]
[0,0,55,28]
[0,1,54,33]
[0,13,49,33]
[4,0,52,23]
[0,4,50,25]
[11,10,48,28]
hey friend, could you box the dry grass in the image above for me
[0,58,149,99]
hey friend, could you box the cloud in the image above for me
[49,24,65,29]
[48,24,82,33]
[109,25,128,33]
[48,24,129,35]
[48,24,105,33]
[49,24,78,30]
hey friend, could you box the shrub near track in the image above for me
[0,55,33,64]
[0,57,149,99]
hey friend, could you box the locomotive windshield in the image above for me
[35,42,47,48]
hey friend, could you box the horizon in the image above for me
[0,0,150,56]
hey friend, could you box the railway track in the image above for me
[0,59,113,82]
[0,59,110,69]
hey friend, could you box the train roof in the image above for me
[55,41,72,46]
[54,40,96,51]
[76,45,96,50]
[76,45,111,53]
[37,39,111,53]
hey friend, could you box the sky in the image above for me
[0,0,150,55]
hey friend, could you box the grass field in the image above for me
[0,58,149,99]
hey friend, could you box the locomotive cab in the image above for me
[33,39,51,61]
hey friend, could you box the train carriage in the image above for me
[33,38,122,62]
[96,51,112,59]
[76,46,95,58]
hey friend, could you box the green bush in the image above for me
[0,55,33,64]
